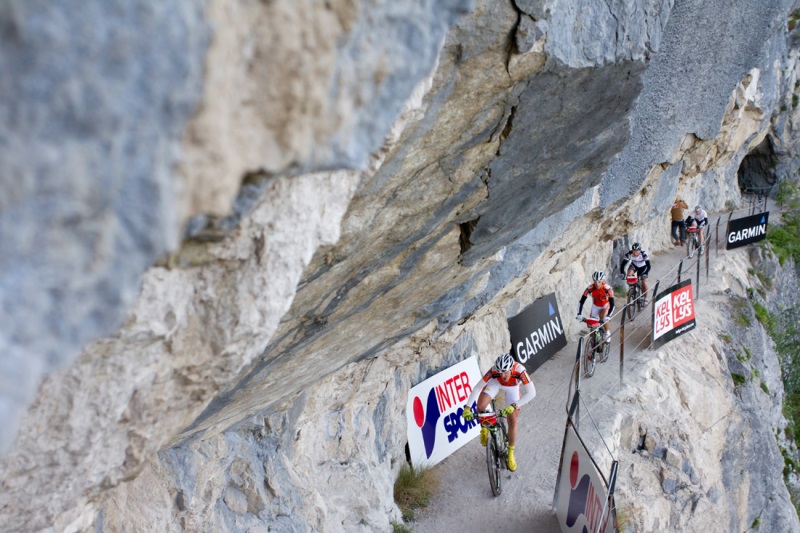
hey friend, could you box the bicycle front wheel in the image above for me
[598,335,610,364]
[486,432,502,496]
[626,285,639,321]
[582,335,596,378]
[688,236,697,259]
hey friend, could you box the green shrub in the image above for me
[761,381,770,395]
[775,181,799,207]
[392,521,413,533]
[732,299,751,327]
[766,214,800,266]
[731,373,747,387]
[720,333,732,343]
[754,303,778,337]
[394,464,439,523]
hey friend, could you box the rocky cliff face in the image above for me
[2,0,800,531]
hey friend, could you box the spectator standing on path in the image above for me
[671,198,688,245]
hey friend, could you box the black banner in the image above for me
[726,211,769,250]
[508,293,567,373]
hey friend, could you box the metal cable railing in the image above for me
[565,209,746,460]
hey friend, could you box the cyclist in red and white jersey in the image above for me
[461,353,536,472]
[576,271,615,342]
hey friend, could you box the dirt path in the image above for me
[411,213,734,532]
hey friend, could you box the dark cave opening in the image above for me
[737,137,778,193]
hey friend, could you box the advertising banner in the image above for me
[726,211,769,250]
[508,293,568,373]
[652,279,696,346]
[554,423,615,533]
[406,356,482,467]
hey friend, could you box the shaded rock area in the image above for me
[2,0,800,532]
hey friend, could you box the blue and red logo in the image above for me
[566,451,608,532]
[411,371,477,458]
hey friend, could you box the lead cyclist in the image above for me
[461,353,536,472]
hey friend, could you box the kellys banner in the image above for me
[726,211,769,250]
[406,356,482,467]
[508,293,567,373]
[652,279,696,346]
[554,422,615,533]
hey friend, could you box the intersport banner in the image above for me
[726,211,769,250]
[554,423,615,533]
[508,293,568,373]
[652,279,696,346]
[406,356,482,467]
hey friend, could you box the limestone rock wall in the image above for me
[0,0,471,456]
[3,0,800,532]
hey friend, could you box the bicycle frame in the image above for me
[625,275,644,320]
[478,401,509,497]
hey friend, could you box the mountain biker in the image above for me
[576,271,615,342]
[620,242,651,305]
[461,353,536,472]
[693,205,709,250]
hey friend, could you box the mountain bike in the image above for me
[580,316,610,378]
[686,225,701,259]
[625,273,645,321]
[477,401,509,497]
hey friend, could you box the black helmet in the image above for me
[632,242,642,251]
[592,271,605,282]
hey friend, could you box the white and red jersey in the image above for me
[583,282,614,307]
[478,361,530,387]
[464,361,536,408]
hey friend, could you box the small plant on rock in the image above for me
[394,464,439,524]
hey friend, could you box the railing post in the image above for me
[706,234,710,278]
[650,280,660,350]
[677,259,683,283]
[574,337,582,429]
[696,251,702,300]
[715,217,720,254]
[619,305,626,384]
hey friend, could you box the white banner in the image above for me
[406,356,482,467]
[554,424,614,533]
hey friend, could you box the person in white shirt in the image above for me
[692,205,709,250]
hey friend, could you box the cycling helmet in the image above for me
[631,242,642,251]
[592,271,605,282]
[695,205,702,211]
[494,353,514,372]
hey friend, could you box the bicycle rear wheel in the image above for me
[486,432,502,496]
[582,335,596,378]
[688,236,697,259]
[626,285,639,321]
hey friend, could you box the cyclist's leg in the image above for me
[501,385,521,447]
[477,383,499,447]
[638,267,649,299]
[596,304,611,337]
[476,387,494,412]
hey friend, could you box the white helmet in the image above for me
[695,205,702,211]
[592,271,605,282]
[494,353,514,372]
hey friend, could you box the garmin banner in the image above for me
[508,293,567,373]
[652,279,696,346]
[726,211,769,250]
